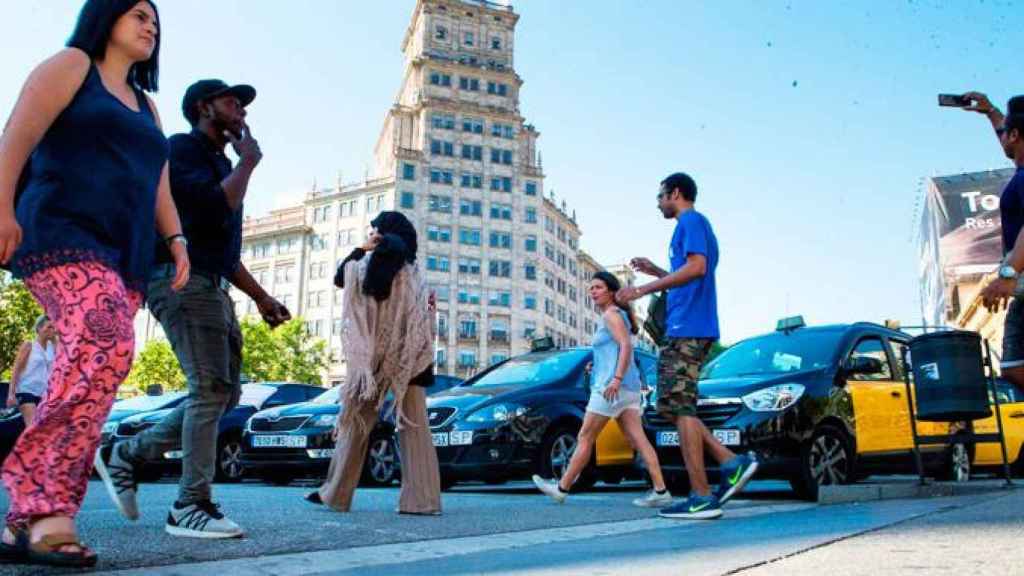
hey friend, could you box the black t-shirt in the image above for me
[999,168,1024,254]
[154,130,242,277]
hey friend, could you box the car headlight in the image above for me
[102,421,117,434]
[310,414,337,428]
[466,403,528,423]
[742,384,805,412]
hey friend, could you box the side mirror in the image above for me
[843,356,884,376]
[263,399,286,409]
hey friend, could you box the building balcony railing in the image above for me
[458,331,478,341]
[457,361,478,369]
[489,332,510,343]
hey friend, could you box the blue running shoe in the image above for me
[716,452,759,505]
[658,493,722,520]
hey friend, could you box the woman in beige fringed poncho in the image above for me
[306,211,441,514]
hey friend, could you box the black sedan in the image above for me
[99,392,188,461]
[427,344,658,490]
[240,375,463,486]
[110,382,324,482]
[641,319,964,500]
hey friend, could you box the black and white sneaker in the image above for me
[93,443,140,521]
[165,500,243,539]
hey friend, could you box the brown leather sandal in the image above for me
[26,533,97,568]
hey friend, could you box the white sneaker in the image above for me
[532,474,568,504]
[632,489,673,508]
[93,443,139,521]
[165,500,243,539]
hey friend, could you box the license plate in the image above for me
[656,429,741,447]
[252,435,307,448]
[432,432,449,447]
[449,431,473,446]
[657,431,679,446]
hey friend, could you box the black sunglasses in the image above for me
[996,127,1007,136]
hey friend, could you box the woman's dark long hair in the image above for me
[67,0,161,92]
[593,271,639,335]
[363,211,418,302]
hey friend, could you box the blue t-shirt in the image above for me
[666,210,720,339]
[999,168,1024,255]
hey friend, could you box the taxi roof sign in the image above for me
[776,315,806,332]
[531,336,556,352]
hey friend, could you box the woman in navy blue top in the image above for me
[0,1,189,567]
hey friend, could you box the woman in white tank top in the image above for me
[6,315,57,425]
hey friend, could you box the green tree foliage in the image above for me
[0,274,43,379]
[239,316,330,386]
[123,340,186,394]
[707,341,729,363]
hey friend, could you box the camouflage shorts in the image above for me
[656,338,714,418]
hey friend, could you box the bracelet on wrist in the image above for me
[165,233,186,246]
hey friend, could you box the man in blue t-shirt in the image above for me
[968,93,1024,391]
[618,172,757,520]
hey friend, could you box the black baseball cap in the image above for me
[182,79,256,125]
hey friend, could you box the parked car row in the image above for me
[3,319,1021,501]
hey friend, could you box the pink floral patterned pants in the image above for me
[3,262,140,528]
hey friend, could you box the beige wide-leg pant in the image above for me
[318,385,441,514]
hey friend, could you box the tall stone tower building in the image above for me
[223,0,604,385]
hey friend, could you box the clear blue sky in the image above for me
[1,1,1018,342]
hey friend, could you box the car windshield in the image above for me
[112,392,186,412]
[312,386,341,404]
[238,384,278,408]
[469,349,589,388]
[701,329,843,379]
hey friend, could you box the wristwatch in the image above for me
[999,264,1018,280]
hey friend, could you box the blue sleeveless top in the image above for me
[590,309,642,394]
[11,63,169,294]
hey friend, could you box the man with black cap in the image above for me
[95,80,290,539]
[965,92,1024,391]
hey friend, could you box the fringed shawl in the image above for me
[338,257,435,433]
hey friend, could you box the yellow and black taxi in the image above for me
[427,338,658,490]
[641,317,964,500]
[971,378,1024,476]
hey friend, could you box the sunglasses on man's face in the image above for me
[996,127,1007,136]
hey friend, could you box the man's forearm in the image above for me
[985,108,1006,133]
[640,263,704,295]
[221,158,258,211]
[231,262,269,302]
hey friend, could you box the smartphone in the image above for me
[938,94,970,107]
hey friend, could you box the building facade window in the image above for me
[524,235,537,252]
[431,113,455,129]
[489,231,512,249]
[525,181,537,196]
[402,163,416,180]
[426,254,450,272]
[400,191,415,209]
[524,292,537,310]
[428,71,452,87]
[461,172,483,189]
[458,258,481,275]
[462,117,484,134]
[429,169,454,185]
[427,225,451,243]
[488,290,511,307]
[460,199,482,216]
[430,139,455,157]
[460,144,483,161]
[525,207,537,223]
[428,194,452,213]
[488,260,511,278]
[459,228,482,246]
[524,263,537,280]
[490,203,512,220]
[457,287,481,304]
[459,76,480,91]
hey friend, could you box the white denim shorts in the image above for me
[586,389,643,418]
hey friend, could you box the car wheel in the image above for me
[440,475,458,491]
[216,435,245,483]
[936,440,971,483]
[539,426,596,492]
[361,434,399,486]
[791,424,853,501]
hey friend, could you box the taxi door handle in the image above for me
[1010,411,1024,419]
[890,391,902,398]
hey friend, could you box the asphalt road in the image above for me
[0,477,1016,575]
